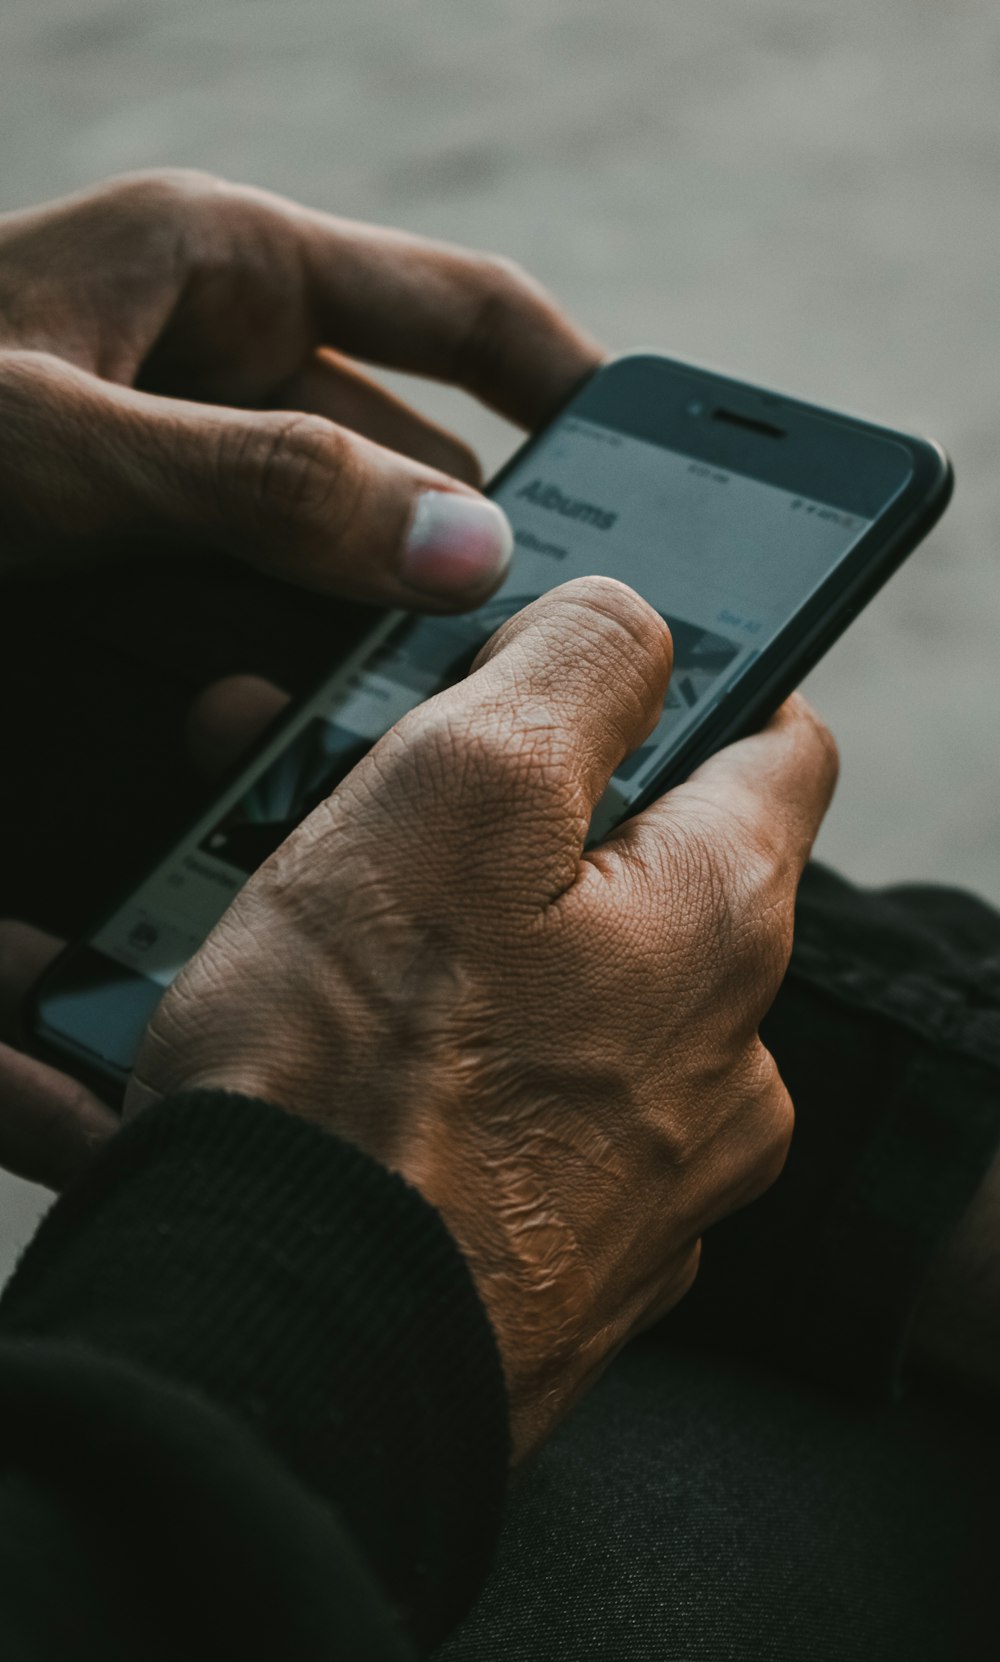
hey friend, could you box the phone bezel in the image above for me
[27,352,954,1102]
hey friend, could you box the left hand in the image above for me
[0,169,601,605]
[0,168,600,1177]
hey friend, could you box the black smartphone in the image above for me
[29,352,952,1102]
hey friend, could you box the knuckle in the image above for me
[57,172,228,296]
[448,713,521,784]
[433,702,570,800]
[715,799,793,909]
[234,412,353,529]
[391,697,578,844]
[0,348,61,407]
[473,251,542,309]
[454,253,549,387]
[670,821,794,1004]
[0,351,104,549]
[731,861,796,986]
[730,832,791,927]
[624,812,720,926]
[99,167,222,217]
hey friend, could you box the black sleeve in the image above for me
[669,863,1000,1395]
[0,1091,510,1659]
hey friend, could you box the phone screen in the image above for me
[41,401,902,1075]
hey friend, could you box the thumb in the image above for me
[0,350,513,608]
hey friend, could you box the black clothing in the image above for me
[673,863,1000,1395]
[437,1346,997,1662]
[1,558,999,1657]
[0,866,997,1659]
[0,1092,508,1657]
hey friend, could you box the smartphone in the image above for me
[29,352,953,1102]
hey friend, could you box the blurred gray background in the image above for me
[0,0,998,1265]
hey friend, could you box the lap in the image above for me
[437,1341,996,1662]
[440,868,1000,1661]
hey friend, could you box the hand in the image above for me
[128,576,839,1459]
[0,674,290,1190]
[0,169,596,1175]
[0,169,599,604]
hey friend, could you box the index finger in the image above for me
[608,694,839,882]
[284,197,605,427]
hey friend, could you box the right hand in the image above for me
[127,577,839,1460]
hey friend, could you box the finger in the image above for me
[671,693,839,873]
[283,198,605,428]
[0,350,512,607]
[0,921,63,1045]
[184,674,291,778]
[270,349,482,485]
[605,694,839,885]
[0,1041,116,1189]
[99,175,601,426]
[420,576,673,855]
[0,174,599,428]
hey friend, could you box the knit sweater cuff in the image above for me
[0,1091,510,1646]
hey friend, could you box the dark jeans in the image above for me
[3,556,999,1661]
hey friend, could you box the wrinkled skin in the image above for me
[0,169,994,1433]
[0,165,600,1182]
[0,167,600,599]
[129,577,839,1459]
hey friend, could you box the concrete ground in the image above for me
[0,0,998,1266]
